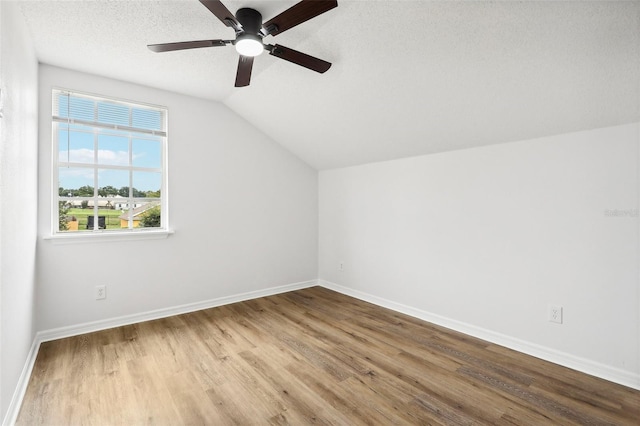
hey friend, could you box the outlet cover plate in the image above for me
[95,285,106,300]
[548,305,563,324]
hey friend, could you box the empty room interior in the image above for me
[1,0,639,424]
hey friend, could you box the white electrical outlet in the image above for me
[548,305,563,324]
[95,285,106,300]
[339,262,344,271]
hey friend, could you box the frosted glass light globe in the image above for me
[235,36,263,57]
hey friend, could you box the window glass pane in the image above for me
[96,185,120,197]
[58,127,94,164]
[132,138,162,168]
[59,202,105,232]
[98,101,129,126]
[58,201,79,232]
[133,171,161,198]
[98,133,129,166]
[59,167,94,197]
[98,169,129,194]
[134,201,162,229]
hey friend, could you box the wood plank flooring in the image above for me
[17,286,640,425]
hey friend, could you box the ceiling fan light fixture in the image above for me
[235,34,263,57]
[147,0,338,86]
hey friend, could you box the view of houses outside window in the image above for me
[53,89,167,233]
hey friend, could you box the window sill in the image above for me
[43,229,174,244]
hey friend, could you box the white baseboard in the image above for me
[2,338,41,426]
[2,279,317,426]
[37,280,317,343]
[5,278,637,426]
[318,279,640,391]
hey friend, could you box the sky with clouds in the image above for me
[58,131,162,192]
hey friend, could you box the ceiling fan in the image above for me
[148,0,338,87]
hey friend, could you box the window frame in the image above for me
[49,88,171,241]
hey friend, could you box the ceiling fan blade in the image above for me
[148,40,228,52]
[263,0,337,36]
[268,44,331,73]
[235,56,254,87]
[199,0,239,28]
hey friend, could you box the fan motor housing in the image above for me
[236,8,262,35]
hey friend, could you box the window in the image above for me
[52,89,168,235]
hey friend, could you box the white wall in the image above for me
[319,123,640,387]
[36,65,318,331]
[0,1,39,421]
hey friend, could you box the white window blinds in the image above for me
[52,89,167,137]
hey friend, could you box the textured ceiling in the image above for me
[17,0,640,170]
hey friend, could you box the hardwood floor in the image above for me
[17,287,640,425]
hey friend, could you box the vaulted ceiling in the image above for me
[17,0,640,170]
